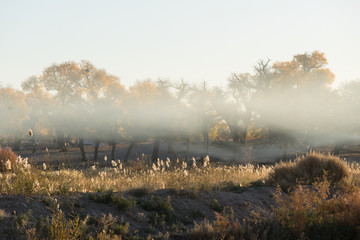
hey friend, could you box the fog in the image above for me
[1,53,360,161]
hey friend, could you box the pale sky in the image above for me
[0,0,359,90]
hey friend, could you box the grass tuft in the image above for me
[267,151,350,187]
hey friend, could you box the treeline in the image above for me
[1,51,359,162]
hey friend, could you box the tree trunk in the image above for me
[79,138,86,161]
[151,138,160,163]
[56,130,67,152]
[124,142,135,163]
[93,140,100,162]
[111,141,116,161]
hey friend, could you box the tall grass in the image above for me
[0,155,272,195]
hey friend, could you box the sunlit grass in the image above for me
[2,150,360,197]
[0,155,272,195]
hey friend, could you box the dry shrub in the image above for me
[188,209,241,240]
[187,208,281,240]
[0,147,17,172]
[127,159,147,171]
[273,177,360,239]
[268,151,350,187]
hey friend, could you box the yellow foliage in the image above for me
[208,121,230,141]
[246,122,268,140]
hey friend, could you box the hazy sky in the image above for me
[0,0,359,90]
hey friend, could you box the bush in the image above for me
[89,190,136,212]
[187,208,280,240]
[0,147,17,172]
[273,177,359,239]
[141,196,173,216]
[267,151,350,187]
[141,195,178,226]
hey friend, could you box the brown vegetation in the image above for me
[273,177,360,239]
[267,151,350,188]
[0,147,17,172]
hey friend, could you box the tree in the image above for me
[77,60,123,162]
[172,79,195,160]
[123,80,161,162]
[102,81,127,161]
[0,87,29,150]
[252,51,336,159]
[223,70,263,161]
[22,76,53,152]
[41,61,83,152]
[188,81,218,155]
[211,86,249,161]
[42,62,82,104]
[332,80,360,154]
[271,50,335,89]
[0,87,29,135]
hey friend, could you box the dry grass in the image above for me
[187,207,281,240]
[0,155,272,195]
[273,176,360,239]
[0,151,355,196]
[267,151,351,188]
[4,200,130,240]
[0,147,17,172]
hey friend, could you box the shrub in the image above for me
[187,208,278,240]
[273,177,360,239]
[267,151,350,187]
[141,195,173,216]
[96,214,129,239]
[141,195,178,226]
[89,190,136,212]
[0,147,17,172]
